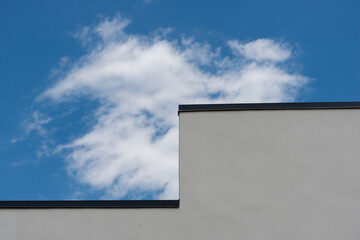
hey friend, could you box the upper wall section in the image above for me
[179,102,360,240]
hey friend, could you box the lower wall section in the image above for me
[0,208,182,240]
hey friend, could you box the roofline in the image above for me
[0,200,179,208]
[178,102,360,114]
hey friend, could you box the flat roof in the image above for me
[178,102,360,113]
[0,200,179,208]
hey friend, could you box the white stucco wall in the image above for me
[1,107,360,239]
[180,109,360,240]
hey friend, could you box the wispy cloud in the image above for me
[22,111,52,136]
[41,15,310,199]
[8,160,27,167]
[10,111,53,162]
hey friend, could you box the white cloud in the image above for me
[95,14,130,42]
[228,39,292,62]
[42,15,310,199]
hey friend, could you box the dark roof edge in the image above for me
[0,200,179,208]
[178,102,360,114]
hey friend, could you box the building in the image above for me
[1,102,360,239]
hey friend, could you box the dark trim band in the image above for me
[179,102,360,113]
[0,200,179,208]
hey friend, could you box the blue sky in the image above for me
[0,0,359,200]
